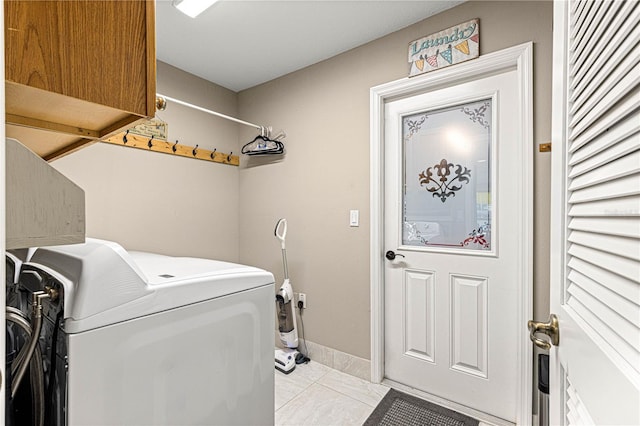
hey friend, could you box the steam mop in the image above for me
[274,218,299,374]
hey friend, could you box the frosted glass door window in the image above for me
[403,99,493,252]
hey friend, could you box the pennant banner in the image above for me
[440,46,453,64]
[408,19,480,77]
[426,52,439,68]
[454,40,470,55]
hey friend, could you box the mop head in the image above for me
[275,348,298,374]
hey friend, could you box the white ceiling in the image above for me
[156,0,465,92]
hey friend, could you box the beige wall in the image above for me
[51,1,552,361]
[238,1,553,359]
[52,61,241,261]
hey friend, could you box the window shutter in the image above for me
[565,0,640,375]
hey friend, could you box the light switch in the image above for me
[350,210,359,227]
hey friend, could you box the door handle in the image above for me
[527,314,559,350]
[385,250,405,261]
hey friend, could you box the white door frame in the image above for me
[370,42,534,425]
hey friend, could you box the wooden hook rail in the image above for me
[102,131,239,166]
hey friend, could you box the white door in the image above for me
[381,49,531,424]
[548,1,640,425]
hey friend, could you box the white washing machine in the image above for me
[16,238,275,426]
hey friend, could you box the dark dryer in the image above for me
[6,250,67,426]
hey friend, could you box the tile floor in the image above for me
[274,361,389,425]
[274,361,492,426]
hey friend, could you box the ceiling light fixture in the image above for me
[172,0,218,18]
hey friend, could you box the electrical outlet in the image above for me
[298,293,307,309]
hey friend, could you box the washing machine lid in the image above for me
[127,250,263,286]
[27,239,274,333]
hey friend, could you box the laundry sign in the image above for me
[408,19,479,77]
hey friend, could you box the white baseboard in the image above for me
[275,332,370,381]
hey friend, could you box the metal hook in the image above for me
[123,130,129,144]
[192,144,199,157]
[227,151,233,162]
[148,138,153,149]
[210,148,217,160]
[172,140,178,153]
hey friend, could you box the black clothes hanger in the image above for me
[241,134,285,156]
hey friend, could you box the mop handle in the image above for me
[275,219,289,279]
[281,248,289,280]
[275,218,287,250]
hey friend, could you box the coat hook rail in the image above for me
[101,131,239,166]
[156,94,272,138]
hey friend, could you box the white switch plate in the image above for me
[350,210,359,227]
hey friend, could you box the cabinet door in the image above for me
[5,1,156,160]
[5,0,155,115]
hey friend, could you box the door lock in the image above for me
[385,250,405,261]
[527,314,560,350]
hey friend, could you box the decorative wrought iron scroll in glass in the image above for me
[402,99,492,251]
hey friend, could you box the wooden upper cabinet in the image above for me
[5,0,156,160]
